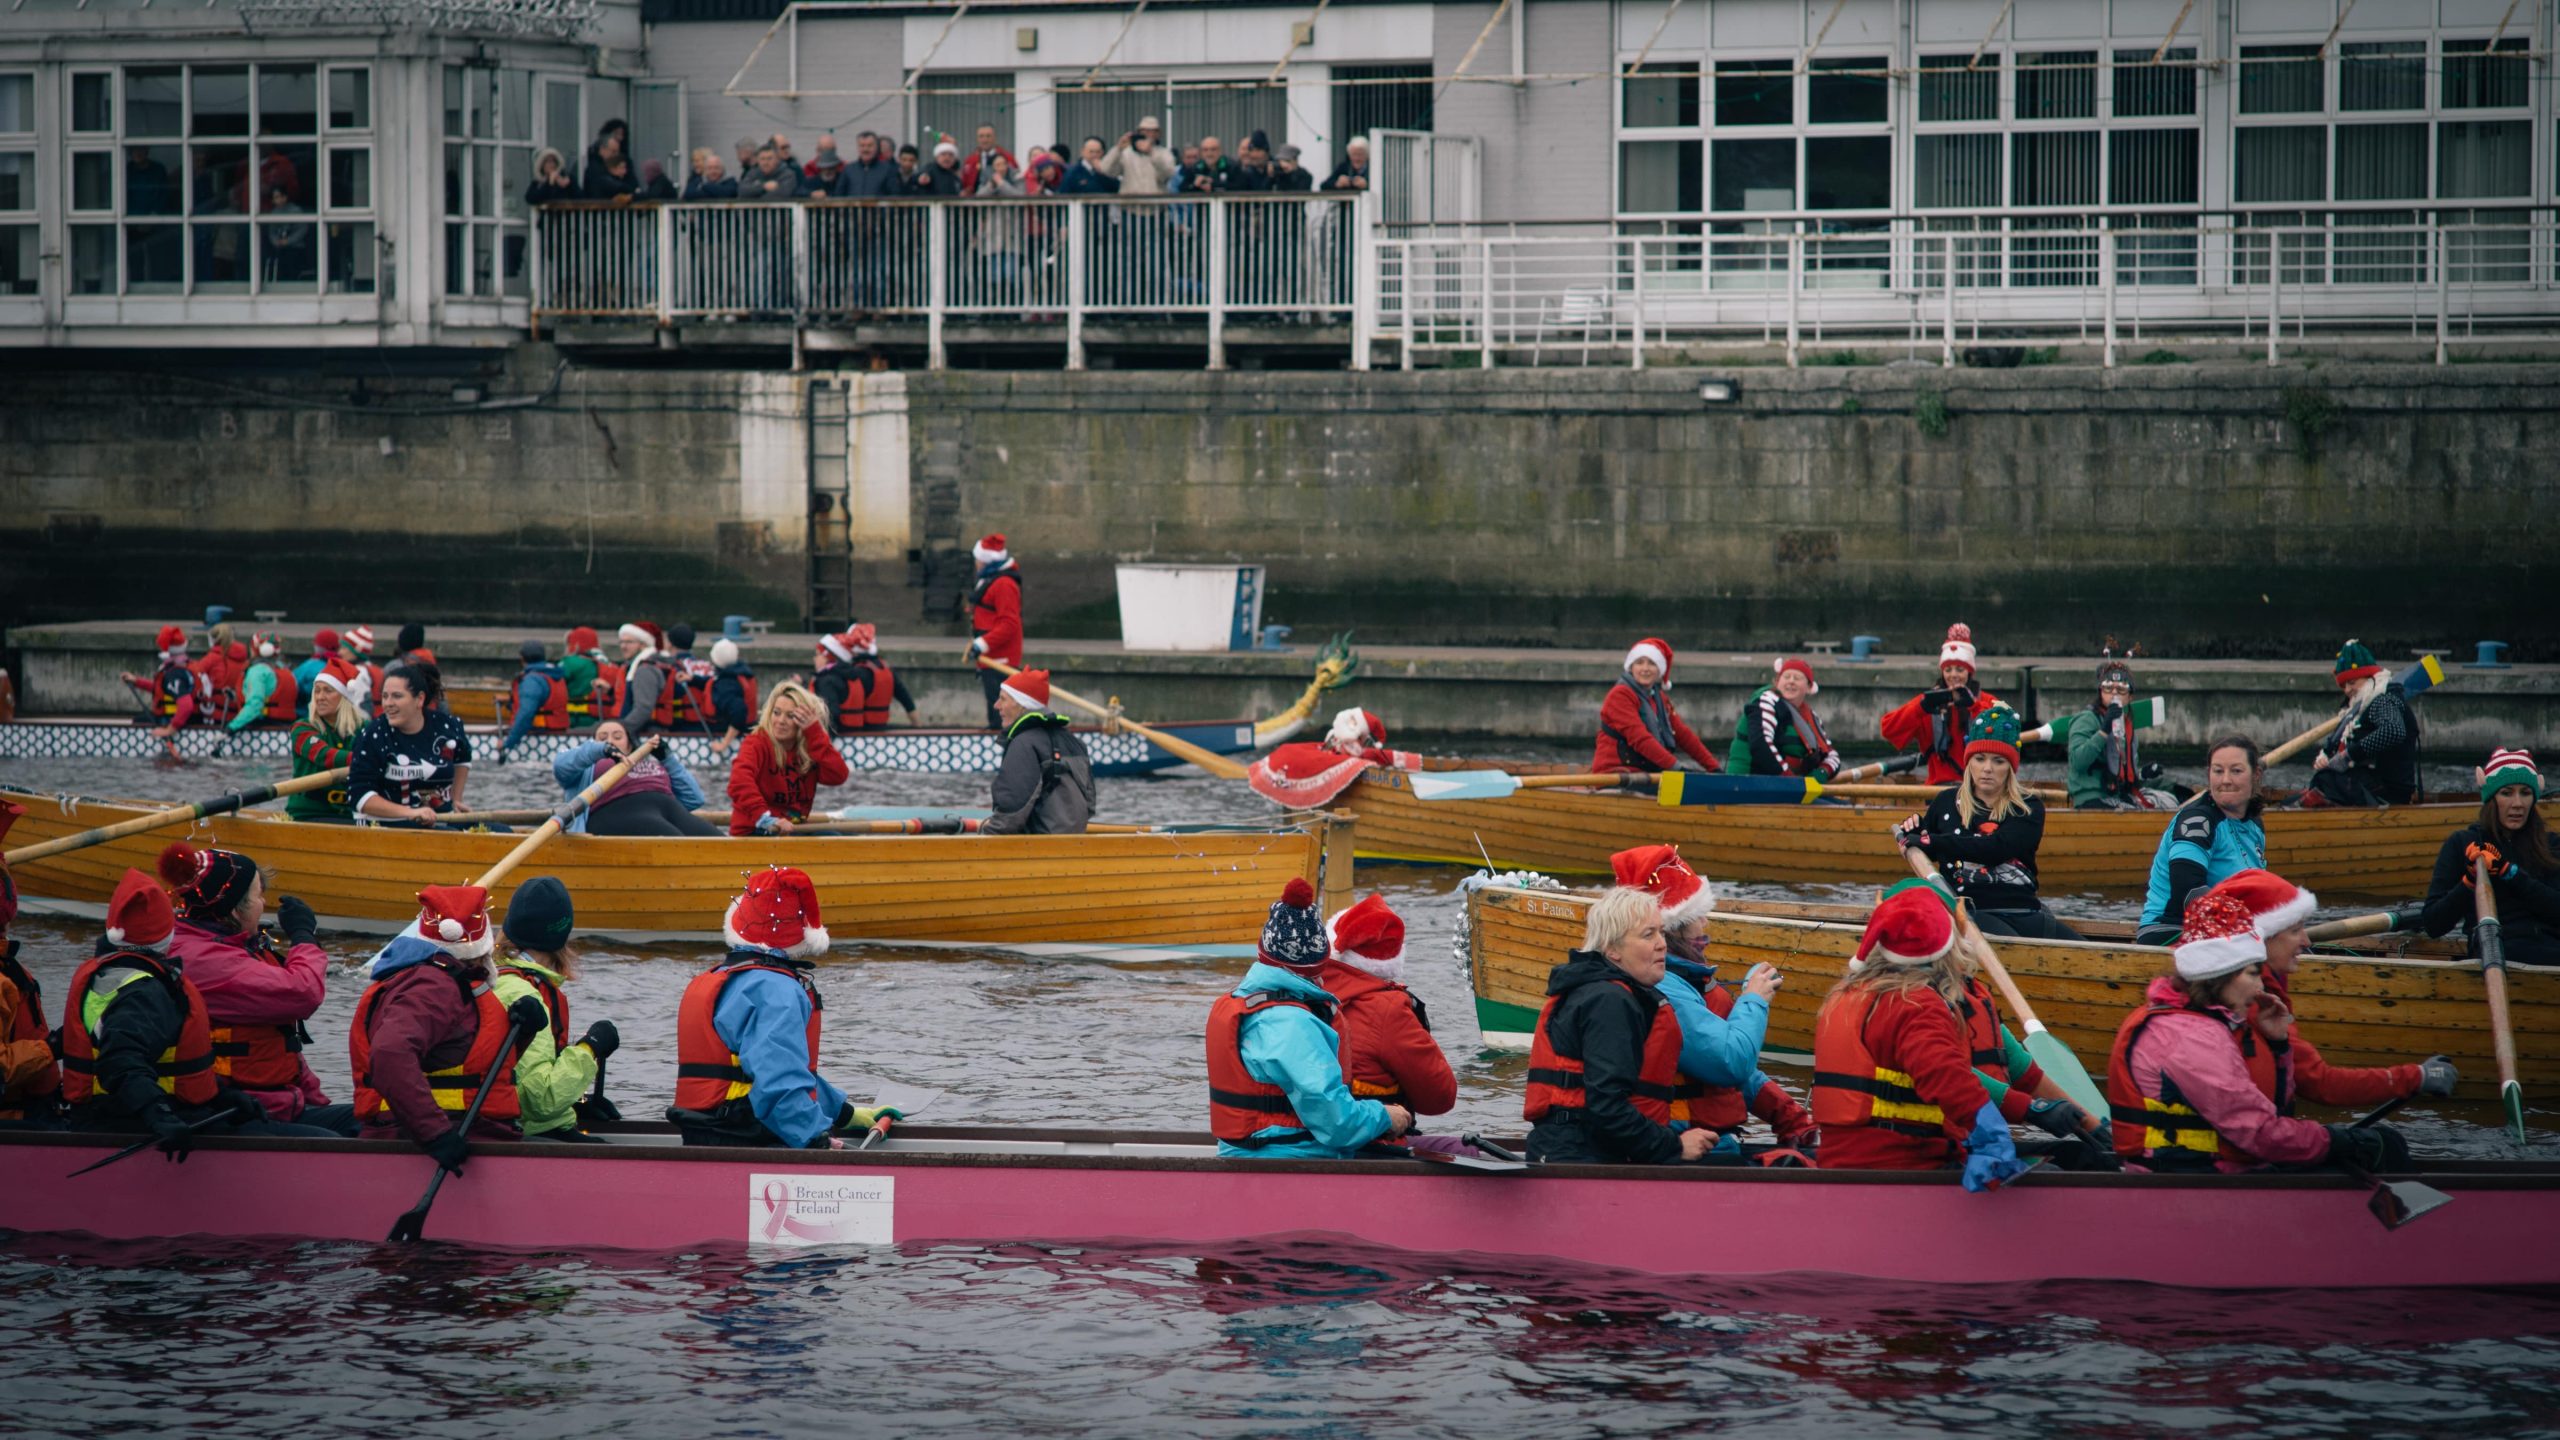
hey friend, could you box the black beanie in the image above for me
[668,623,696,651]
[504,876,576,953]
[520,639,549,664]
[396,623,426,653]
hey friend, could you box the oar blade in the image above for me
[1410,1149,1530,1174]
[1409,770,1523,802]
[2023,1028,2107,1119]
[869,1082,945,1117]
[2504,1081,2527,1147]
[2400,653,2447,698]
[2130,696,2167,730]
[1655,773,1814,807]
[2368,1177,2454,1230]
[387,1205,431,1244]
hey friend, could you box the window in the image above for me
[2443,38,2528,110]
[2240,46,2324,115]
[1710,137,1792,211]
[1915,133,1999,208]
[916,73,1015,153]
[1806,136,1889,209]
[1713,61,1791,126]
[2113,49,2196,119]
[1807,58,1885,125]
[1620,140,1702,212]
[1919,55,1996,122]
[1621,63,1698,129]
[2339,42,2423,112]
[442,65,540,300]
[2015,52,2095,122]
[1331,63,1433,151]
[0,73,29,296]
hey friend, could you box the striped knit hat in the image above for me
[2480,748,2541,801]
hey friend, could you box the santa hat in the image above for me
[311,627,340,654]
[973,533,1010,566]
[2175,892,2266,982]
[157,840,258,923]
[1961,703,2023,768]
[1623,637,1673,678]
[1773,656,1819,696]
[1326,894,1407,979]
[2208,868,2318,939]
[617,623,657,655]
[345,625,375,655]
[1852,879,1956,970]
[711,637,741,669]
[817,632,855,663]
[725,867,830,959]
[155,624,189,656]
[411,885,493,961]
[254,633,280,659]
[1258,877,1328,970]
[1938,623,1977,672]
[308,667,354,702]
[566,625,600,653]
[848,623,879,656]
[104,868,176,951]
[1611,844,1714,929]
[2479,747,2541,801]
[1325,707,1385,749]
[2333,638,2383,690]
[1000,669,1050,710]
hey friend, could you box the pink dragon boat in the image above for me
[4,1128,2551,1290]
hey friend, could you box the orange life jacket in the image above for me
[349,963,524,1128]
[673,956,824,1120]
[501,665,574,732]
[672,655,717,728]
[206,929,308,1091]
[2105,1001,2229,1171]
[256,658,299,724]
[589,664,627,725]
[59,950,219,1110]
[1811,989,1952,1141]
[1,947,61,1117]
[1522,976,1684,1125]
[1205,988,1338,1146]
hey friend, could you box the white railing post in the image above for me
[1941,235,1956,367]
[791,202,810,343]
[1399,241,1416,371]
[2101,226,2117,368]
[1785,229,1801,367]
[1630,235,1645,371]
[529,208,547,336]
[1478,237,1495,369]
[2434,223,2450,366]
[928,204,948,371]
[2266,235,2281,367]
[655,204,675,325]
[1208,199,1228,371]
[1066,201,1087,372]
[1351,194,1376,372]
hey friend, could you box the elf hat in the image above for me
[1258,878,1328,970]
[104,868,176,951]
[1852,879,1956,970]
[1326,894,1407,977]
[1611,844,1715,929]
[1623,637,1673,677]
[999,669,1050,710]
[1961,703,2024,768]
[2333,638,2384,689]
[2479,748,2542,801]
[254,633,279,659]
[2096,651,2132,689]
[157,841,258,923]
[1326,707,1385,748]
[1939,623,1977,672]
[973,534,1009,566]
[412,885,493,961]
[2208,868,2319,939]
[724,867,830,959]
[2175,892,2266,982]
[1773,656,1819,696]
[346,625,375,654]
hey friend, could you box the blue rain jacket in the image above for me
[1218,962,1393,1159]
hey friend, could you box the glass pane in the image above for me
[72,224,118,292]
[192,145,251,214]
[472,71,496,139]
[328,220,376,293]
[2239,46,2322,115]
[2438,119,2530,198]
[260,216,317,288]
[72,150,114,211]
[2107,127,2198,204]
[193,222,250,288]
[129,223,185,291]
[1808,57,1887,124]
[2016,52,2095,120]
[473,144,496,216]
[1915,132,1999,208]
[502,146,531,220]
[1714,61,1791,126]
[2334,123,2425,202]
[1805,135,1889,208]
[546,81,582,158]
[0,74,32,133]
[129,68,183,138]
[1618,139,1701,212]
[258,66,316,135]
[124,146,183,215]
[0,225,35,293]
[2113,48,2195,118]
[501,225,530,297]
[328,146,372,209]
[445,142,466,217]
[2443,39,2528,109]
[1919,55,1996,122]
[2235,125,2325,203]
[473,225,495,293]
[329,67,371,129]
[2011,130,2097,207]
[445,221,465,294]
[0,152,25,210]
[915,72,1016,153]
[444,68,465,138]
[501,70,532,141]
[2339,42,2423,112]
[1621,64,1698,128]
[193,68,251,138]
[72,73,114,133]
[255,143,314,214]
[1710,136,1793,211]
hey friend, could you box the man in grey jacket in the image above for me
[982,668,1096,835]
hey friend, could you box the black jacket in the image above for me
[984,714,1096,835]
[1914,788,2046,912]
[1524,951,1682,1165]
[2420,823,2560,965]
[2328,682,2422,804]
[77,954,200,1120]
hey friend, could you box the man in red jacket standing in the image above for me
[1591,637,1721,774]
[965,533,1024,729]
[1316,894,1456,1150]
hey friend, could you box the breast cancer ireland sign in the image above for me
[748,1173,895,1247]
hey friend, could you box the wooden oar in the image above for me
[1408,767,2060,806]
[976,658,1249,781]
[2474,856,2528,1144]
[65,1111,232,1178]
[1831,753,1921,783]
[2304,904,2428,944]
[2266,656,2448,767]
[387,1007,544,1243]
[5,768,350,866]
[1903,847,2108,1119]
[785,816,1164,837]
[468,739,662,890]
[413,808,555,828]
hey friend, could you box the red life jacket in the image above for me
[1206,988,1339,1146]
[590,664,627,725]
[192,652,241,724]
[348,962,524,1128]
[818,661,870,733]
[636,657,682,728]
[257,658,299,725]
[499,962,571,1051]
[58,950,220,1110]
[154,659,204,721]
[854,658,896,730]
[673,956,824,1119]
[2105,1001,2230,1171]
[1953,976,2009,1074]
[206,929,308,1091]
[730,672,762,732]
[1,948,60,1116]
[1522,976,1684,1125]
[1673,979,1750,1132]
[674,655,718,728]
[1811,988,1958,1156]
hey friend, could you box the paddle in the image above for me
[2264,656,2447,768]
[851,1083,944,1149]
[1903,848,2108,1121]
[2329,1095,2453,1229]
[65,1111,232,1178]
[4,768,350,866]
[467,738,663,890]
[783,816,1165,837]
[1407,767,2059,806]
[387,1007,545,1244]
[976,658,1249,781]
[1831,753,1922,783]
[2303,904,2429,944]
[2020,696,2166,746]
[2473,856,2528,1144]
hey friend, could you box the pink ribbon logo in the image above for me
[760,1179,827,1242]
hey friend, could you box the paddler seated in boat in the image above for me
[0,801,64,1130]
[290,627,340,699]
[1613,846,1816,1154]
[706,637,759,760]
[120,624,203,740]
[726,682,850,836]
[350,886,547,1175]
[349,663,479,829]
[1522,887,1719,1165]
[1208,878,1411,1158]
[612,622,679,739]
[2299,639,2422,809]
[496,640,574,764]
[1878,624,2003,786]
[1727,657,1842,780]
[1809,883,2032,1191]
[812,625,913,735]
[1248,707,1421,809]
[1592,637,1721,775]
[2066,649,2176,811]
[983,668,1098,836]
[61,870,340,1153]
[671,868,896,1149]
[1893,705,2081,941]
[2417,748,2560,968]
[494,878,622,1143]
[158,841,354,1135]
[223,633,299,737]
[561,626,608,724]
[552,720,721,837]
[2105,891,2410,1174]
[284,670,359,824]
[2214,869,2458,1109]
[1317,895,1457,1149]
[2134,734,2269,947]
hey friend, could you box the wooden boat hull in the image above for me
[1464,884,2560,1094]
[2,793,1343,953]
[2,1128,2549,1289]
[1336,771,2557,900]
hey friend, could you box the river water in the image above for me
[3,748,2554,1438]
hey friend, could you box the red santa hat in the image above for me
[817,631,855,663]
[1325,894,1407,978]
[412,885,493,960]
[1773,656,1819,696]
[345,625,375,655]
[725,867,830,959]
[1852,880,1956,970]
[999,669,1050,710]
[2207,868,2318,939]
[311,627,340,654]
[104,867,176,950]
[565,625,600,653]
[617,622,657,653]
[1325,707,1385,749]
[848,623,879,656]
[155,624,189,656]
[1611,844,1715,929]
[2175,892,2266,982]
[973,533,1010,566]
[1938,623,1977,673]
[1623,637,1673,677]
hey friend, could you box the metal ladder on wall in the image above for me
[804,378,853,629]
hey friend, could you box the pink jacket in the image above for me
[169,918,332,1120]
[2122,976,2330,1171]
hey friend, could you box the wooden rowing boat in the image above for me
[3,790,1350,955]
[1463,883,2560,1092]
[2,1125,2549,1288]
[1333,770,2556,900]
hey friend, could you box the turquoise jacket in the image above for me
[1217,962,1393,1159]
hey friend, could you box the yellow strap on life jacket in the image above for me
[1866,1065,1946,1130]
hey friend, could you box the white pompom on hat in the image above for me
[711,637,741,669]
[1938,623,1977,672]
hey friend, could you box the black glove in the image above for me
[2024,1097,2090,1141]
[278,895,319,948]
[2417,1055,2458,1098]
[506,994,550,1037]
[2103,702,2124,722]
[574,1092,624,1128]
[46,1027,63,1062]
[218,1088,266,1126]
[1920,686,1958,714]
[421,1127,472,1176]
[146,1104,195,1162]
[577,1019,620,1062]
[2324,1122,2389,1171]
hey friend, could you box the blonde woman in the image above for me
[284,670,360,823]
[724,680,848,835]
[1522,885,1717,1165]
[1891,704,2077,940]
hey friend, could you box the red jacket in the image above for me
[971,571,1023,667]
[1591,681,1721,774]
[1879,688,2006,786]
[1316,960,1457,1117]
[958,146,1021,194]
[2243,969,2419,1110]
[1814,986,1996,1171]
[726,724,852,835]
